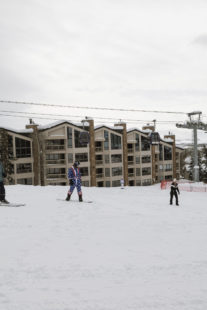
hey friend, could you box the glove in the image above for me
[69,179,73,186]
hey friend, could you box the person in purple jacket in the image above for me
[66,161,83,202]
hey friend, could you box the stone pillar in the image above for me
[26,123,40,185]
[87,119,96,187]
[114,123,128,186]
[142,125,156,184]
[164,134,176,179]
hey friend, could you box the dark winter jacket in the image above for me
[68,166,81,184]
[0,161,6,182]
[170,182,180,194]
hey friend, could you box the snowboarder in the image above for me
[0,160,9,204]
[66,161,83,202]
[170,178,180,206]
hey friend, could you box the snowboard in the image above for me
[0,202,26,207]
[57,198,93,203]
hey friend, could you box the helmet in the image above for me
[74,161,80,167]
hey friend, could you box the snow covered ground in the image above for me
[0,184,207,310]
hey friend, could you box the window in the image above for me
[46,153,65,164]
[142,156,151,163]
[135,156,140,164]
[67,127,72,148]
[111,133,121,150]
[128,168,134,177]
[45,139,64,150]
[95,141,102,152]
[135,133,140,151]
[159,144,163,160]
[68,153,73,163]
[142,167,151,176]
[16,163,32,174]
[17,178,32,185]
[141,136,150,151]
[15,138,31,158]
[111,154,122,163]
[105,168,110,177]
[75,130,87,148]
[142,179,152,186]
[82,180,89,187]
[112,180,121,187]
[80,167,89,176]
[96,168,103,178]
[47,168,65,179]
[128,156,134,165]
[104,130,109,150]
[165,164,172,171]
[136,168,140,176]
[105,154,110,164]
[112,167,122,176]
[96,154,103,165]
[75,153,88,162]
[164,146,172,160]
[127,143,133,152]
[136,180,141,186]
[105,181,110,187]
[8,134,14,158]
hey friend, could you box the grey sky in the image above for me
[0,0,207,138]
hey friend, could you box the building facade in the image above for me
[0,119,183,187]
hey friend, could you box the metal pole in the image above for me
[193,124,199,182]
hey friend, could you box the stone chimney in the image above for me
[114,122,128,186]
[26,120,40,185]
[164,134,176,179]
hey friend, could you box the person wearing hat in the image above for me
[0,160,9,204]
[66,161,83,202]
[170,178,180,206]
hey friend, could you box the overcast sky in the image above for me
[0,0,207,138]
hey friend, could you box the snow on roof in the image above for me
[94,124,123,131]
[127,127,150,135]
[38,119,80,130]
[0,125,33,134]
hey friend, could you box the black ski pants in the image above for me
[170,191,178,205]
[0,181,5,201]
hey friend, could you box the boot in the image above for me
[79,195,83,202]
[1,199,9,204]
[65,194,71,201]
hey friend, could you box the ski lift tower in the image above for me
[176,111,202,182]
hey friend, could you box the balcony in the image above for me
[96,160,103,165]
[45,145,65,151]
[46,159,66,165]
[95,147,103,152]
[96,173,104,178]
[46,174,66,179]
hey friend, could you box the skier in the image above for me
[66,161,83,202]
[120,178,124,189]
[170,178,180,206]
[0,160,9,204]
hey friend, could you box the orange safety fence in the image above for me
[160,180,207,192]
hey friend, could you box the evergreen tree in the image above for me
[201,145,207,183]
[0,129,14,184]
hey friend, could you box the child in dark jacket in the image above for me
[66,161,83,202]
[0,161,9,204]
[170,178,180,206]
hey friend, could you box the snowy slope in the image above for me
[0,185,207,310]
